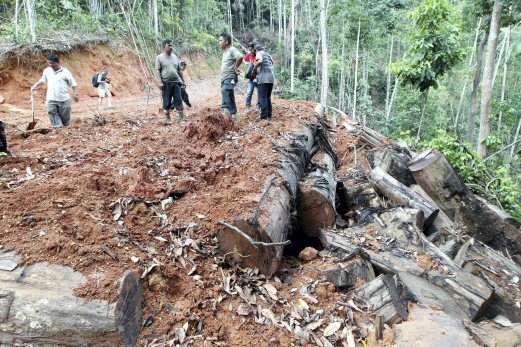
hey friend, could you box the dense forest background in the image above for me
[0,0,520,221]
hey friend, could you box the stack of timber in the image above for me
[318,116,521,345]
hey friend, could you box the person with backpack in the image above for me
[31,54,79,129]
[243,43,260,113]
[252,45,275,121]
[156,39,186,122]
[94,67,113,110]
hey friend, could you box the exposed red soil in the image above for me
[0,45,379,346]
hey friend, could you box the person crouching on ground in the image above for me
[252,45,275,121]
[97,67,113,109]
[156,39,185,122]
[179,61,192,109]
[0,120,11,157]
[219,33,243,121]
[244,43,260,113]
[31,54,79,129]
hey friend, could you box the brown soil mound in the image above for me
[185,108,237,142]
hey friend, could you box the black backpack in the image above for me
[245,62,255,80]
[91,73,100,88]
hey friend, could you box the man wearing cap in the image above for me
[31,54,79,129]
[219,33,243,120]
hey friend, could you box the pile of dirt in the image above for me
[185,109,237,142]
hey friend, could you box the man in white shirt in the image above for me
[31,54,79,128]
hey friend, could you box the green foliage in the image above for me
[420,130,521,222]
[392,0,465,92]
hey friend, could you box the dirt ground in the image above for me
[1,45,376,346]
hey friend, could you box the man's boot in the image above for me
[178,112,184,121]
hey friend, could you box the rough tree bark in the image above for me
[218,106,329,276]
[409,149,521,260]
[478,0,502,157]
[368,167,439,227]
[467,27,488,144]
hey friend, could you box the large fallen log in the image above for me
[218,107,330,276]
[393,304,492,347]
[0,260,142,346]
[367,167,439,227]
[352,274,408,325]
[454,238,521,322]
[365,145,416,187]
[409,149,521,260]
[321,228,493,321]
[297,149,337,237]
[343,119,388,148]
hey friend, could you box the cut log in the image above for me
[398,271,469,320]
[410,184,454,236]
[321,229,493,321]
[322,253,375,289]
[343,119,388,148]
[298,150,336,237]
[0,261,142,346]
[409,149,521,259]
[454,238,521,322]
[218,108,328,275]
[352,274,408,325]
[368,167,439,227]
[476,195,521,228]
[393,304,489,347]
[365,145,416,186]
[479,318,521,346]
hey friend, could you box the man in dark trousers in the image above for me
[219,33,243,121]
[0,120,11,157]
[252,45,275,121]
[156,39,185,122]
[179,61,192,109]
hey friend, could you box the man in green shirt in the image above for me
[219,33,243,121]
[156,39,185,122]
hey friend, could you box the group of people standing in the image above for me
[0,33,275,156]
[218,33,275,122]
[156,32,275,123]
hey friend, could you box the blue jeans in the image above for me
[221,78,237,115]
[245,80,260,108]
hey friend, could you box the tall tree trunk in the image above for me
[352,18,361,122]
[416,91,429,143]
[492,30,506,88]
[497,25,510,134]
[455,18,481,131]
[478,0,501,157]
[24,0,36,43]
[278,0,282,42]
[510,117,521,159]
[338,41,345,110]
[467,28,488,144]
[14,0,20,39]
[290,0,295,92]
[386,76,399,121]
[319,0,328,107]
[385,34,394,118]
[270,0,273,31]
[152,0,158,36]
[227,0,232,37]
